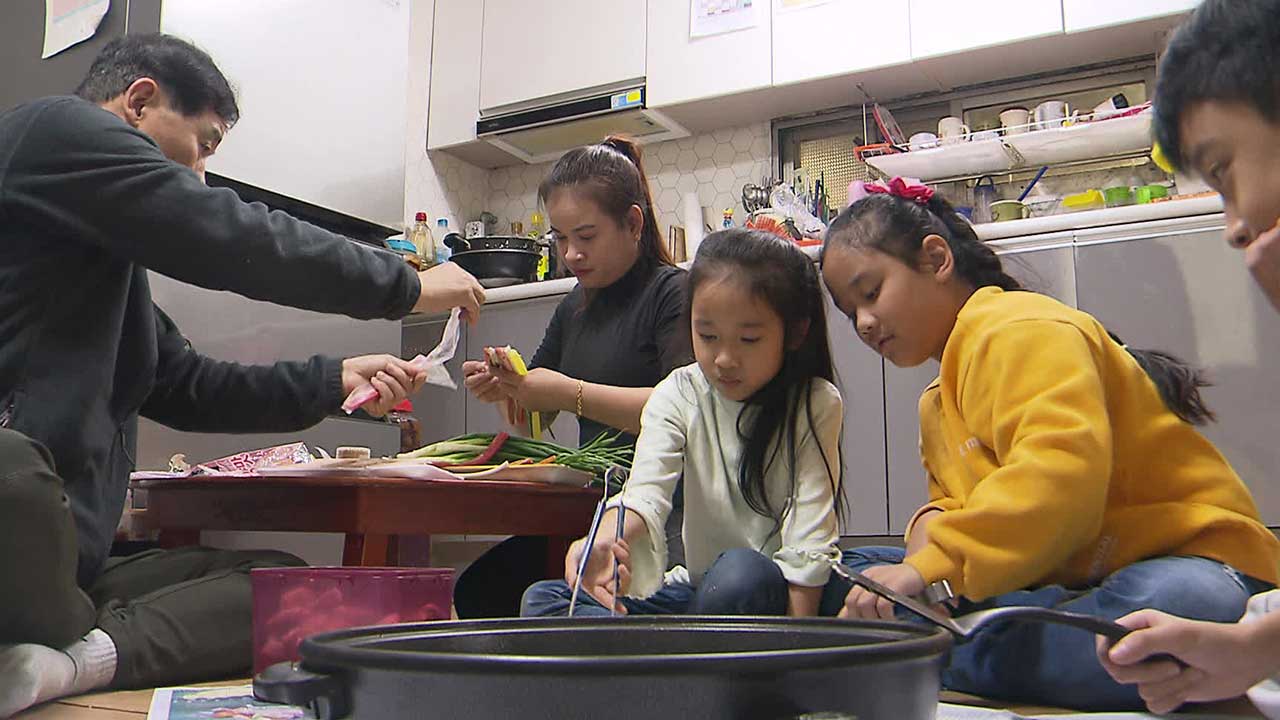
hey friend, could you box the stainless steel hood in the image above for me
[476,85,688,164]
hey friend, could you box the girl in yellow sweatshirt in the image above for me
[817,177,1280,711]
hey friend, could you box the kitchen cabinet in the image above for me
[1062,0,1198,33]
[772,0,911,86]
[646,0,773,107]
[883,236,1077,532]
[826,292,889,536]
[1074,216,1280,525]
[462,296,579,443]
[479,0,646,113]
[160,0,410,227]
[402,317,469,444]
[428,0,484,150]
[908,0,1063,60]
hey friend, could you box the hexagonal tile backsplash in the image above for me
[412,122,772,238]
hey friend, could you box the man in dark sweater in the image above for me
[0,34,484,716]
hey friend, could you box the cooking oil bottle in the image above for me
[408,211,435,267]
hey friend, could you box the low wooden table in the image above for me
[130,474,602,573]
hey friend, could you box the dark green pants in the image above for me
[0,428,304,688]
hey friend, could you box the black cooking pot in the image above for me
[447,248,540,285]
[443,233,538,253]
[254,616,951,720]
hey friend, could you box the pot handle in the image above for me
[254,662,349,720]
[442,232,469,253]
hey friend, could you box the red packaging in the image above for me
[250,566,454,673]
[199,442,312,474]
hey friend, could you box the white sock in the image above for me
[0,629,117,719]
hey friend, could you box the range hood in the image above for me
[476,85,688,165]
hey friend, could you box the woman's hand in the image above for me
[462,360,507,403]
[838,563,929,621]
[487,348,574,414]
[340,355,426,416]
[564,532,632,614]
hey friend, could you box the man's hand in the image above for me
[413,262,485,322]
[1097,609,1280,714]
[341,355,426,416]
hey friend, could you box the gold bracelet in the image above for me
[575,380,584,418]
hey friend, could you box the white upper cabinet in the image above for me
[773,0,911,85]
[646,0,772,107]
[428,0,484,149]
[1062,0,1199,33]
[908,0,1063,59]
[479,0,646,113]
[160,0,409,227]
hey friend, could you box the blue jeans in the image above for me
[521,547,791,617]
[820,546,1273,711]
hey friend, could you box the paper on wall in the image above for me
[42,0,110,59]
[690,0,762,39]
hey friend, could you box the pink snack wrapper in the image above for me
[341,308,462,414]
[200,442,313,474]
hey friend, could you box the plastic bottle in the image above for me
[529,212,549,280]
[409,212,435,267]
[722,208,735,229]
[434,218,452,265]
[386,399,422,454]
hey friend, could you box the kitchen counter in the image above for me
[404,194,1224,322]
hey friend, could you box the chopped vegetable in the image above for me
[398,431,631,481]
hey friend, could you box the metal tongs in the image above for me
[812,551,1135,643]
[568,466,627,617]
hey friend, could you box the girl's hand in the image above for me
[1097,609,1280,714]
[462,360,507,403]
[564,534,632,614]
[838,563,929,621]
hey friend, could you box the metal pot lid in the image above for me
[298,616,952,676]
[448,248,540,257]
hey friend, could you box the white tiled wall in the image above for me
[485,124,773,234]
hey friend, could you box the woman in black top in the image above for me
[455,135,692,617]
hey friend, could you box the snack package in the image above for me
[341,307,462,414]
[199,442,313,474]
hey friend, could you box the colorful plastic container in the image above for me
[1063,189,1106,212]
[251,566,454,673]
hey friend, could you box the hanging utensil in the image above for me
[1017,166,1050,202]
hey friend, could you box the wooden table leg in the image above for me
[343,533,394,566]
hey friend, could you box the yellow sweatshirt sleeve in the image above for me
[905,320,1114,600]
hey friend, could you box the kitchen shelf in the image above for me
[865,110,1153,183]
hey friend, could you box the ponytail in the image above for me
[538,134,674,271]
[1109,332,1216,425]
[825,182,1216,426]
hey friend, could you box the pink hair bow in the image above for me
[847,177,935,207]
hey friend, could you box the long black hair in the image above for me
[823,192,1215,425]
[538,134,674,275]
[689,229,845,533]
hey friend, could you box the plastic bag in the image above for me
[341,307,462,414]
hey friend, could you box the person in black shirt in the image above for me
[0,34,485,717]
[454,136,692,618]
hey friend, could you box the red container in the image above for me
[251,566,454,673]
